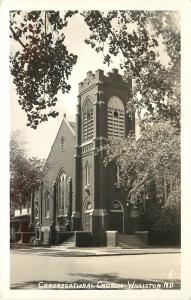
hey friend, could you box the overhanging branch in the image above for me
[96,11,148,87]
[10,26,26,49]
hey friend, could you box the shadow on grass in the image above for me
[11,272,181,290]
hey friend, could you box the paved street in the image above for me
[10,249,180,290]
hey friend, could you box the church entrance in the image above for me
[108,200,124,233]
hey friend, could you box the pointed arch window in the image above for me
[57,171,66,216]
[44,191,50,218]
[107,96,125,139]
[83,99,93,142]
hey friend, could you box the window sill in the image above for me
[81,140,93,147]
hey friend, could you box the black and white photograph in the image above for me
[1,0,191,299]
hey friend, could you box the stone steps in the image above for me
[61,235,75,247]
[53,233,146,249]
[117,234,146,248]
[52,235,75,249]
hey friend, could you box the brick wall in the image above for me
[40,117,76,232]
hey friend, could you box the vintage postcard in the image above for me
[0,0,191,299]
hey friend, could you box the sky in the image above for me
[10,13,124,159]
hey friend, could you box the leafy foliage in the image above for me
[10,10,180,129]
[104,122,180,217]
[10,130,46,207]
[147,207,180,245]
[10,11,78,128]
[83,10,180,127]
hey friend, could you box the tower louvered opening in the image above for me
[83,99,93,142]
[107,96,125,139]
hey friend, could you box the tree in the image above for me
[103,120,180,245]
[104,122,180,206]
[10,130,46,207]
[10,11,78,128]
[10,10,180,128]
[83,10,180,127]
[10,10,181,229]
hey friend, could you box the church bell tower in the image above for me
[72,69,134,245]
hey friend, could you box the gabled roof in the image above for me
[64,119,76,136]
[69,121,76,134]
[45,117,76,165]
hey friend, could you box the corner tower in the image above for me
[72,69,134,244]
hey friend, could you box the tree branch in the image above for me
[10,26,26,49]
[97,11,148,87]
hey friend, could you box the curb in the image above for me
[11,247,181,257]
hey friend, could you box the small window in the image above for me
[61,136,65,152]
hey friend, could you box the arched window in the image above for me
[107,96,125,139]
[83,99,93,142]
[110,200,123,212]
[44,191,50,218]
[57,171,66,216]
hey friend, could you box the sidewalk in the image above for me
[10,245,181,257]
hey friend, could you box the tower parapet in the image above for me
[79,68,131,95]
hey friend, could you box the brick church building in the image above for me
[32,69,148,247]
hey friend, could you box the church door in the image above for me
[108,200,124,233]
